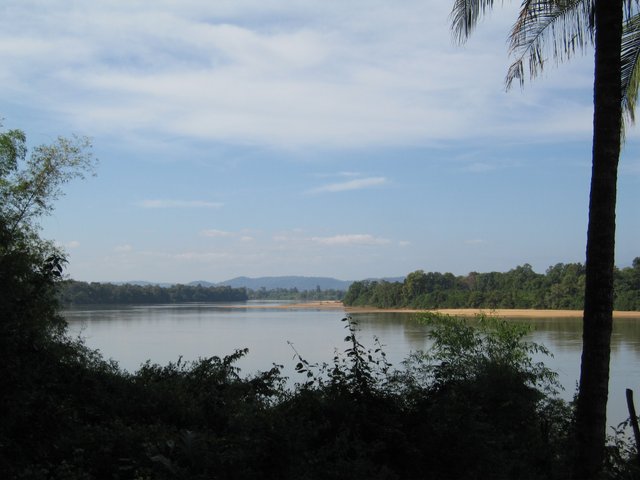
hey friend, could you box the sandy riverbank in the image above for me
[238,301,640,318]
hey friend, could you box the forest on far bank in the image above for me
[344,259,640,311]
[59,281,249,305]
[58,281,344,305]
[59,258,640,310]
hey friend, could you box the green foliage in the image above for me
[0,125,95,350]
[615,259,640,310]
[58,282,347,305]
[59,280,248,304]
[410,312,559,395]
[248,286,345,301]
[291,317,392,396]
[343,261,640,311]
[395,313,571,479]
[0,129,94,237]
[7,304,640,479]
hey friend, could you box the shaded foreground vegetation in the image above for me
[344,261,640,311]
[5,306,640,479]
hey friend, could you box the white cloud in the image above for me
[310,176,387,193]
[398,240,411,247]
[465,239,484,245]
[201,229,234,238]
[311,234,391,246]
[66,240,81,249]
[201,230,255,243]
[0,0,596,149]
[314,171,362,178]
[114,244,133,253]
[137,199,223,208]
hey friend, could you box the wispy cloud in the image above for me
[311,234,391,246]
[0,1,594,149]
[201,229,234,238]
[114,244,133,253]
[314,171,362,178]
[201,229,255,243]
[309,176,387,193]
[137,199,223,209]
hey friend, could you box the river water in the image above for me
[63,302,640,426]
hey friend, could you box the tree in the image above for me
[450,1,637,477]
[0,124,95,348]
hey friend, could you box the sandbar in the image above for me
[235,301,640,318]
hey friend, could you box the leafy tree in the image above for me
[0,125,95,347]
[0,124,97,476]
[449,1,639,476]
[402,270,428,304]
[615,257,640,310]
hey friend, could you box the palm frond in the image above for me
[506,0,594,89]
[625,0,640,21]
[450,0,498,43]
[621,12,640,133]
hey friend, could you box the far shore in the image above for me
[241,300,640,318]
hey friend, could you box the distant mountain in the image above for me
[188,280,216,287]
[217,276,353,291]
[92,276,405,291]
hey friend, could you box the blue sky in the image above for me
[1,0,638,283]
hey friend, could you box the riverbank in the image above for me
[260,301,640,318]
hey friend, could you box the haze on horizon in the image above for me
[1,1,638,284]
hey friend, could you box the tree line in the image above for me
[248,286,345,301]
[344,260,640,311]
[58,281,348,304]
[59,280,248,304]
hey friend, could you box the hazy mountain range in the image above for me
[115,276,405,291]
[202,276,352,291]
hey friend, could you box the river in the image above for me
[63,302,640,427]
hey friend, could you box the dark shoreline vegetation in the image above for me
[2,127,639,478]
[57,258,640,310]
[58,280,346,305]
[59,281,250,305]
[9,304,640,480]
[344,260,640,311]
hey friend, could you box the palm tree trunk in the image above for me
[573,1,623,478]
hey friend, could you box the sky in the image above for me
[1,0,638,283]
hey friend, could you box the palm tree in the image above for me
[450,1,639,478]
